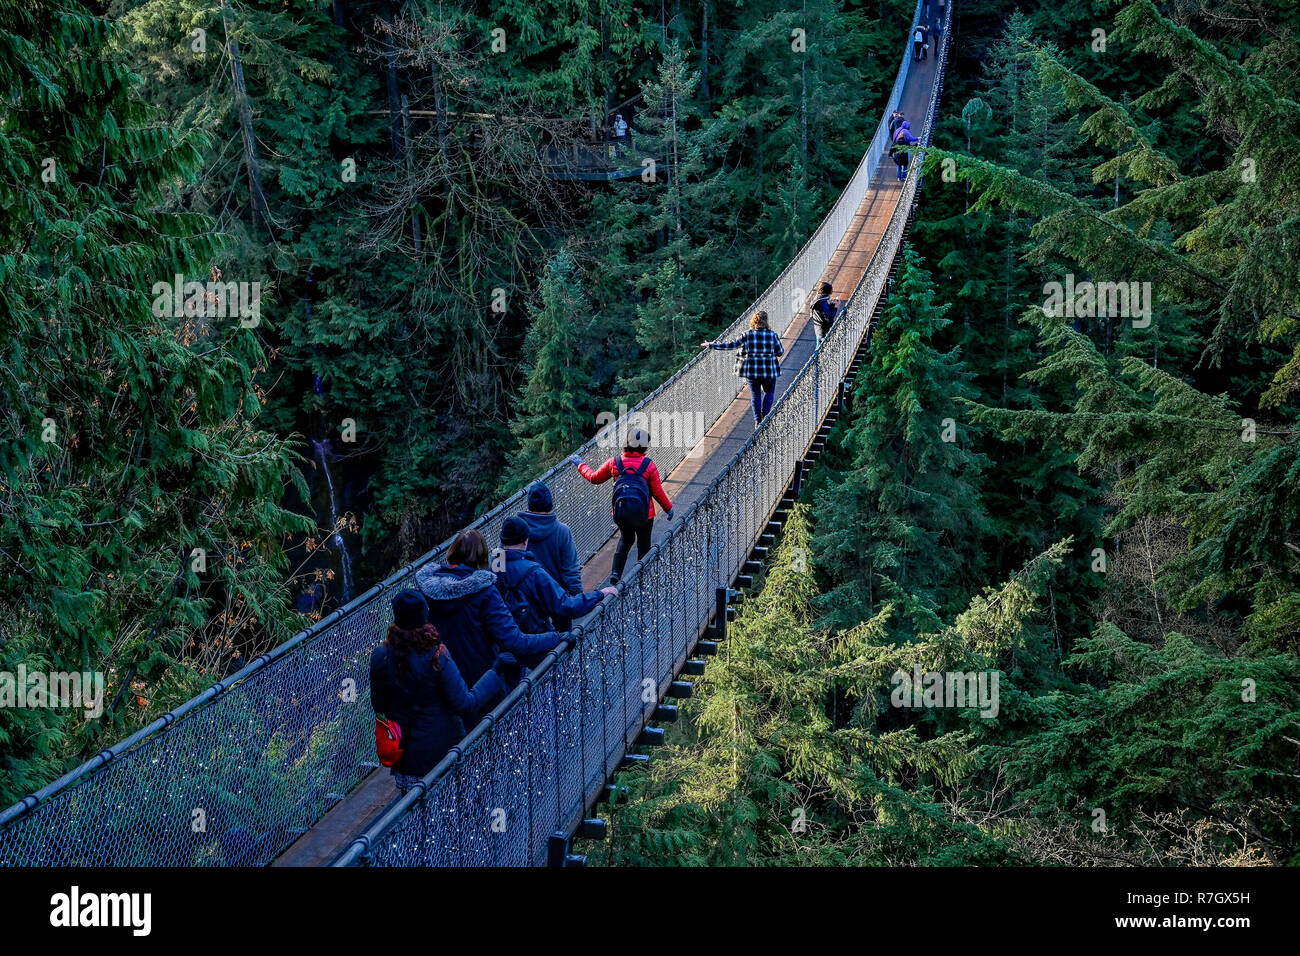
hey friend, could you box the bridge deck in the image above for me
[273,43,937,868]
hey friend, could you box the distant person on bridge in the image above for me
[369,589,516,794]
[891,121,920,180]
[416,529,569,686]
[496,515,616,633]
[913,26,926,61]
[517,479,583,599]
[702,309,785,427]
[889,109,906,139]
[571,427,674,586]
[810,282,840,346]
[612,113,629,155]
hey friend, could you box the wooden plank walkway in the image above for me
[274,44,939,868]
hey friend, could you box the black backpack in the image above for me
[611,455,652,527]
[813,297,837,328]
[497,564,550,634]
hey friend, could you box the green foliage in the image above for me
[602,507,1079,866]
[504,249,596,488]
[1004,623,1300,843]
[0,1,309,805]
[812,246,990,635]
[604,0,1300,867]
[8,0,1298,867]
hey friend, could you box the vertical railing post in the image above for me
[715,586,729,643]
[572,641,582,840]
[548,830,569,867]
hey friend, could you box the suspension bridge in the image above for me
[0,0,953,867]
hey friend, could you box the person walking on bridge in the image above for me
[891,120,920,180]
[810,282,840,346]
[369,589,515,794]
[889,109,906,140]
[496,515,616,633]
[416,529,568,687]
[517,480,584,612]
[571,427,674,586]
[913,25,926,62]
[702,309,785,427]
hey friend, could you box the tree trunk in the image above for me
[380,4,404,162]
[701,1,711,103]
[800,0,808,186]
[671,90,682,234]
[402,95,422,255]
[222,3,270,230]
[801,61,809,188]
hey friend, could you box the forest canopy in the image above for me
[1,0,1297,869]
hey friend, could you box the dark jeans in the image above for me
[749,377,777,424]
[393,770,422,795]
[612,517,654,581]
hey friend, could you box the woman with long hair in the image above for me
[702,310,785,426]
[369,589,514,794]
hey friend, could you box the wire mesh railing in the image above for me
[331,2,952,868]
[0,0,947,867]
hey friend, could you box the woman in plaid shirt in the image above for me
[702,310,785,426]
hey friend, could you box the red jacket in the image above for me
[578,451,673,520]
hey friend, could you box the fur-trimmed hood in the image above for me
[414,564,497,604]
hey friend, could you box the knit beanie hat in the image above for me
[392,589,429,630]
[501,515,529,546]
[527,481,553,513]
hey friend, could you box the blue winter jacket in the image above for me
[415,564,567,685]
[497,548,604,633]
[369,642,506,777]
[516,511,583,596]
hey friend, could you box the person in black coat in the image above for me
[889,109,906,139]
[369,589,516,793]
[810,281,840,346]
[416,529,570,685]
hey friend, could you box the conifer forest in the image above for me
[1,0,1298,904]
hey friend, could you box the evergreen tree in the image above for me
[812,246,990,636]
[0,1,308,804]
[607,41,721,399]
[505,249,595,487]
[602,506,1075,866]
[938,0,1300,651]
